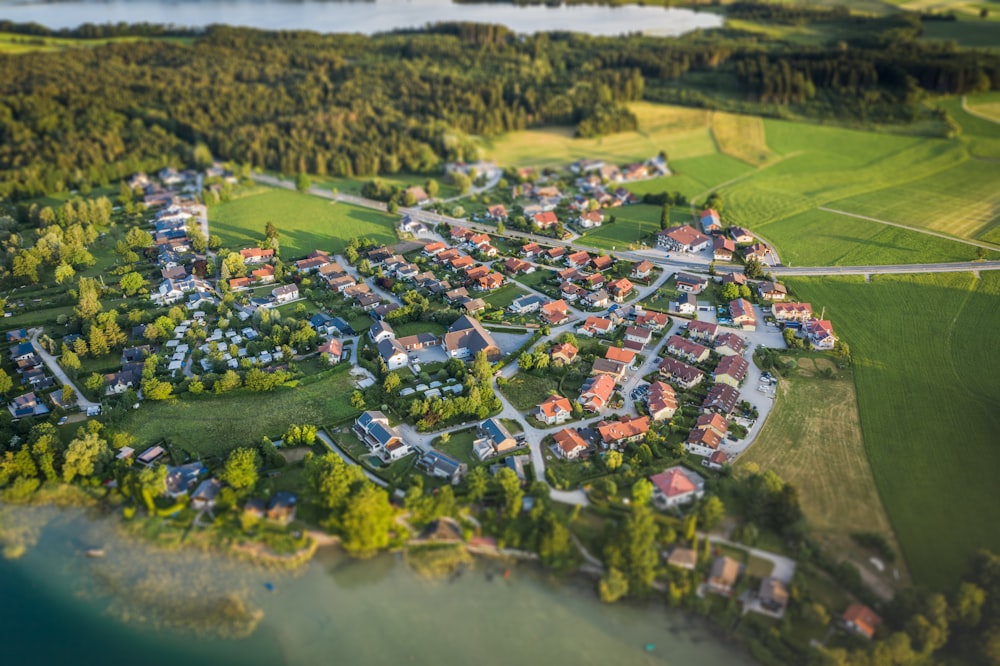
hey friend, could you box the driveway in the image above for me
[29,329,100,412]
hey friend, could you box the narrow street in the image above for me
[28,328,101,411]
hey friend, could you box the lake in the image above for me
[0,504,754,666]
[0,0,723,37]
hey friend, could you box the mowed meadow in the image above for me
[210,187,399,259]
[788,272,1000,589]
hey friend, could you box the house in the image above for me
[667,548,698,570]
[377,339,409,370]
[423,241,447,257]
[607,278,634,303]
[228,277,252,290]
[309,313,338,337]
[635,310,670,331]
[160,265,187,280]
[583,289,610,309]
[666,335,710,364]
[253,264,277,284]
[450,226,473,242]
[590,255,614,273]
[703,450,730,471]
[272,284,299,304]
[596,416,650,449]
[533,211,559,229]
[685,427,723,457]
[450,255,475,271]
[165,462,205,498]
[700,208,722,233]
[675,272,708,294]
[772,302,813,322]
[578,316,614,337]
[714,355,750,387]
[802,319,837,350]
[367,247,395,265]
[537,394,573,425]
[631,260,654,280]
[476,273,505,291]
[295,250,331,272]
[136,445,165,466]
[647,381,678,422]
[658,226,712,253]
[463,298,487,314]
[578,210,604,228]
[9,342,36,363]
[467,233,491,250]
[546,247,566,260]
[566,250,591,269]
[743,243,776,264]
[354,411,412,463]
[396,333,439,351]
[721,271,748,287]
[582,273,606,290]
[190,478,222,511]
[686,319,719,343]
[708,556,742,595]
[624,326,653,347]
[318,339,343,364]
[504,257,533,274]
[417,450,468,484]
[474,418,518,460]
[369,320,396,344]
[5,329,28,343]
[672,293,697,316]
[9,392,49,418]
[650,466,705,508]
[486,204,508,221]
[509,294,547,314]
[521,242,543,259]
[591,357,627,382]
[623,163,649,180]
[240,247,274,264]
[658,357,704,389]
[714,332,748,357]
[843,603,882,640]
[758,578,789,613]
[729,298,757,330]
[540,300,570,325]
[714,237,736,261]
[605,346,637,368]
[436,248,460,265]
[703,384,740,416]
[578,374,616,412]
[267,492,298,524]
[443,315,501,361]
[550,342,578,365]
[445,287,470,303]
[757,281,788,301]
[729,227,755,244]
[553,428,589,460]
[696,413,729,438]
[561,281,587,302]
[327,274,355,293]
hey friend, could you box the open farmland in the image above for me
[209,187,398,259]
[577,204,688,251]
[710,111,775,166]
[740,355,905,581]
[786,272,1000,589]
[118,366,361,459]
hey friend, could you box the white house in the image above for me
[650,467,705,508]
[377,338,408,370]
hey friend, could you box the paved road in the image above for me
[29,328,101,411]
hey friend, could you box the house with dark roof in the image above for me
[729,298,757,330]
[703,384,740,416]
[443,315,500,361]
[354,411,412,462]
[473,418,518,460]
[417,450,468,484]
[376,339,408,370]
[369,320,395,344]
[714,355,749,387]
[666,335,710,364]
[675,272,708,294]
[714,332,747,357]
[686,319,718,343]
[658,356,704,389]
[757,281,788,301]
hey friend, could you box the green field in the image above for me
[308,172,461,200]
[741,355,904,580]
[118,366,360,458]
[787,272,1000,589]
[756,209,995,266]
[578,204,690,251]
[0,32,191,55]
[432,429,480,466]
[209,187,399,259]
[482,283,527,309]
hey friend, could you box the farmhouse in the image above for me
[443,315,501,361]
[537,395,574,425]
[658,356,704,389]
[647,381,678,422]
[714,355,750,387]
[657,225,711,253]
[667,335,710,364]
[650,466,705,508]
[553,428,589,460]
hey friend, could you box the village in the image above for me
[1,156,880,641]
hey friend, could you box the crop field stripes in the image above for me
[818,207,1000,251]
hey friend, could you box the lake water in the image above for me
[0,0,723,37]
[0,505,754,666]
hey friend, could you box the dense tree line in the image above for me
[0,16,997,199]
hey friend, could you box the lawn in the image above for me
[578,204,684,251]
[754,208,995,267]
[118,365,360,459]
[432,428,480,466]
[739,354,903,579]
[393,321,447,338]
[209,187,399,260]
[786,272,1000,590]
[482,283,527,310]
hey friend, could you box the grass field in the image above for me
[432,429,480,466]
[209,187,399,259]
[740,354,904,579]
[118,366,360,459]
[755,209,996,266]
[482,283,527,310]
[309,172,460,200]
[710,111,776,167]
[577,204,685,251]
[786,272,1000,589]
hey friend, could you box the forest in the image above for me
[0,14,998,199]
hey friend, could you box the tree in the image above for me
[188,221,207,252]
[496,221,505,235]
[538,514,576,570]
[495,467,523,517]
[214,370,242,393]
[698,496,725,530]
[622,503,658,595]
[721,282,740,302]
[599,567,629,603]
[425,179,439,197]
[188,379,204,395]
[605,450,623,471]
[12,250,41,283]
[222,252,247,278]
[466,466,489,502]
[264,221,280,245]
[75,277,103,320]
[660,204,671,230]
[0,368,12,395]
[138,464,168,513]
[222,448,259,491]
[54,263,76,285]
[744,256,764,280]
[283,424,318,446]
[341,484,394,558]
[307,452,367,513]
[61,384,76,406]
[119,271,146,296]
[351,390,366,409]
[141,377,173,400]
[125,226,152,249]
[631,478,653,506]
[62,427,110,482]
[383,372,402,394]
[295,172,311,192]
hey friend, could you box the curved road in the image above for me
[29,328,101,412]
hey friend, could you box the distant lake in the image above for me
[0,504,754,666]
[0,0,723,36]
